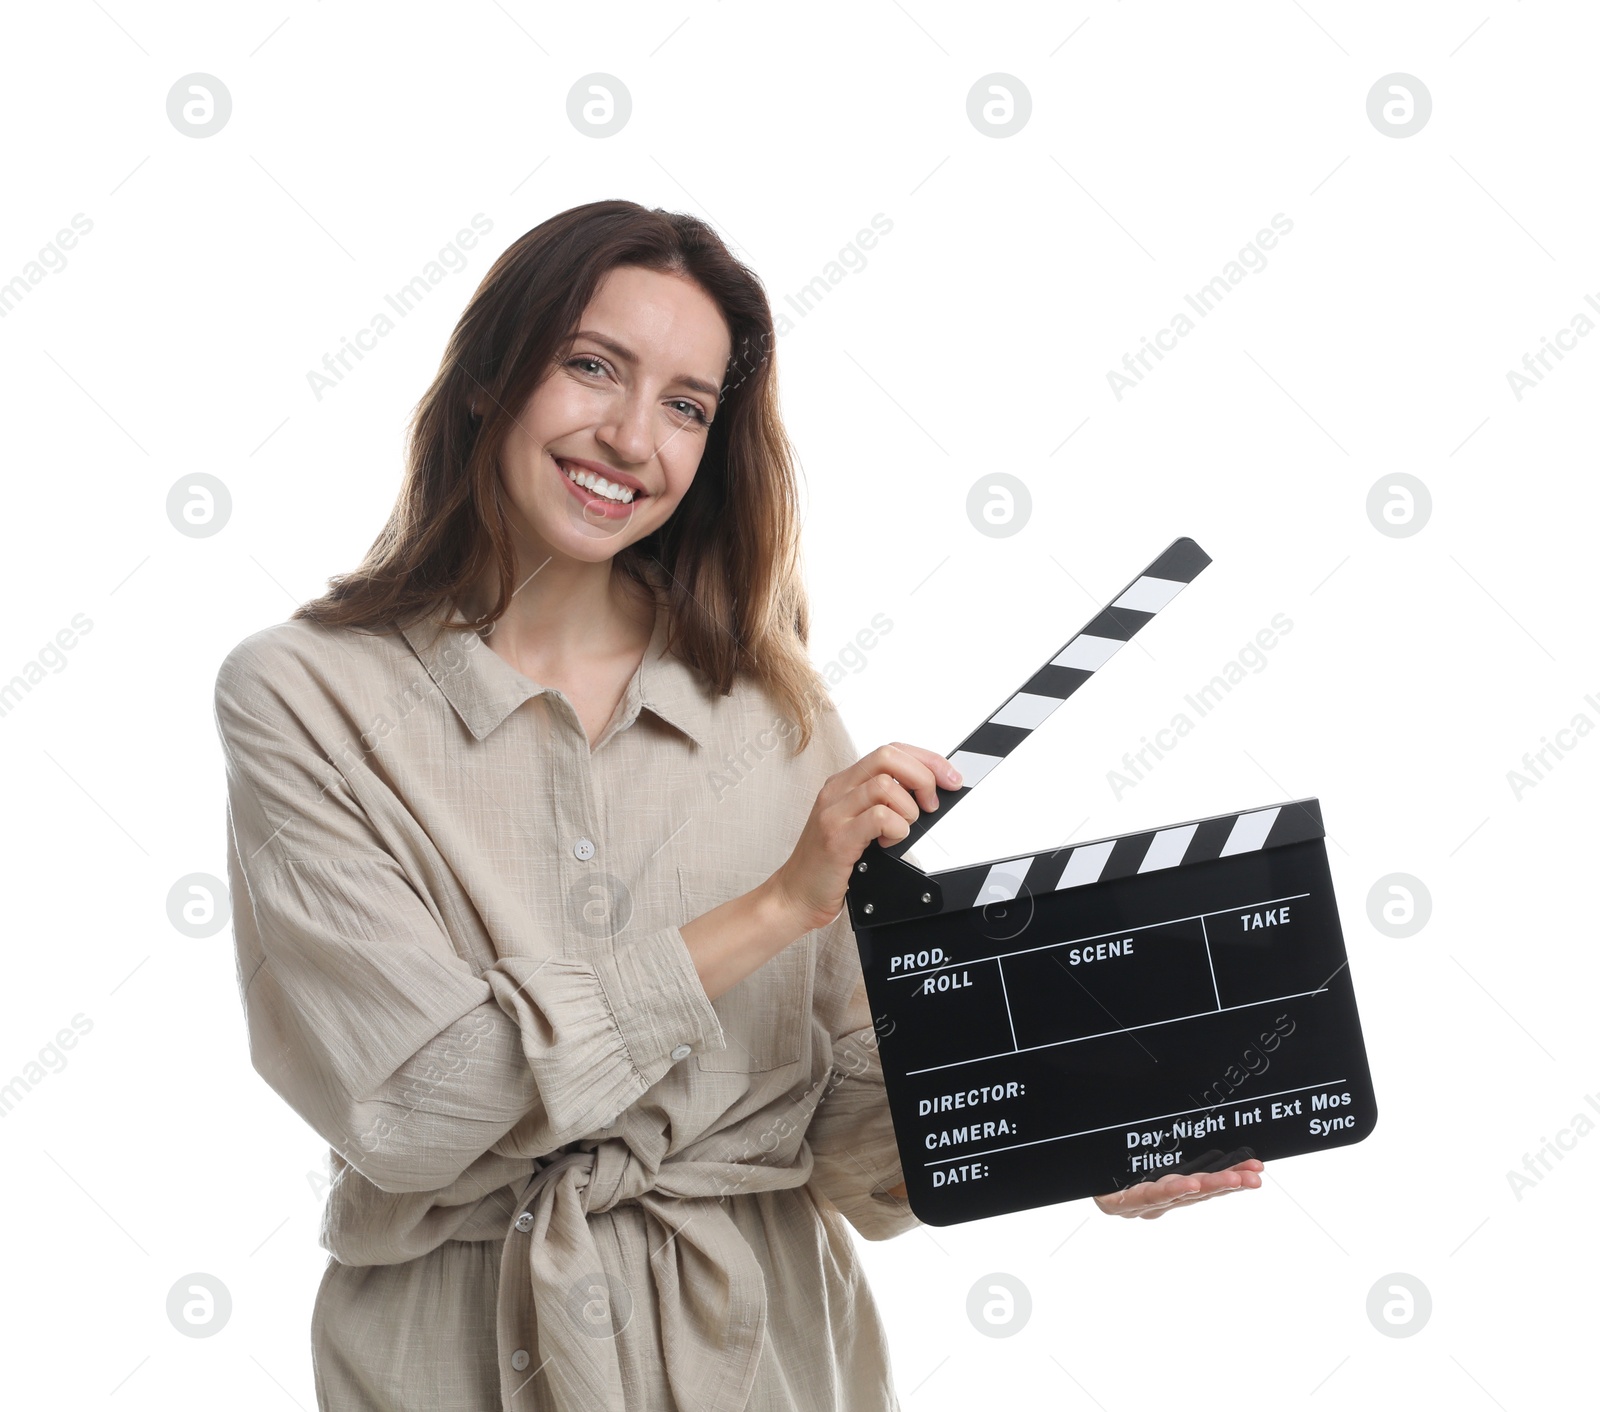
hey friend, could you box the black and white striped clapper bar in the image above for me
[845,537,1378,1225]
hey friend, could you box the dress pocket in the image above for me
[676,865,814,1072]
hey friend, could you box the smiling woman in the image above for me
[215,198,1255,1412]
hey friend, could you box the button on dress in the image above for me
[212,571,923,1411]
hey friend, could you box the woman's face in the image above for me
[492,264,734,562]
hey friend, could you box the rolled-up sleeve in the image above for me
[214,640,727,1195]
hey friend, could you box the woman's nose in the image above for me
[595,392,657,464]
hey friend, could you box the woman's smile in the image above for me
[554,453,647,520]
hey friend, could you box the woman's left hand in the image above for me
[1093,1158,1264,1219]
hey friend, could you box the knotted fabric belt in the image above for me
[495,1136,815,1412]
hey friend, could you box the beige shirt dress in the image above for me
[212,577,923,1412]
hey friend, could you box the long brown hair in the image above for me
[293,199,831,752]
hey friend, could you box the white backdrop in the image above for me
[2,2,1595,1408]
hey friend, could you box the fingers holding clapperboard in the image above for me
[842,538,1377,1227]
[773,742,964,938]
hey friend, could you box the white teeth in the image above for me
[561,462,634,503]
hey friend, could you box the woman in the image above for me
[213,199,1260,1412]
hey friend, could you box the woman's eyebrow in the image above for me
[572,329,722,402]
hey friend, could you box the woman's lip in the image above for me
[555,457,642,519]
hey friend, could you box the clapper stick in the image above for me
[850,538,1212,926]
[882,536,1211,862]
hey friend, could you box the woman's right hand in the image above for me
[768,742,963,935]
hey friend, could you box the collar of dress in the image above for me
[397,581,715,749]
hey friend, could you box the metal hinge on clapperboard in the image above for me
[845,537,1378,1226]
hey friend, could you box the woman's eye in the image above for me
[569,356,707,425]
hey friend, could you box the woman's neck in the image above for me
[461,554,657,680]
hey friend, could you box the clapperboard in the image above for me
[845,537,1378,1225]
